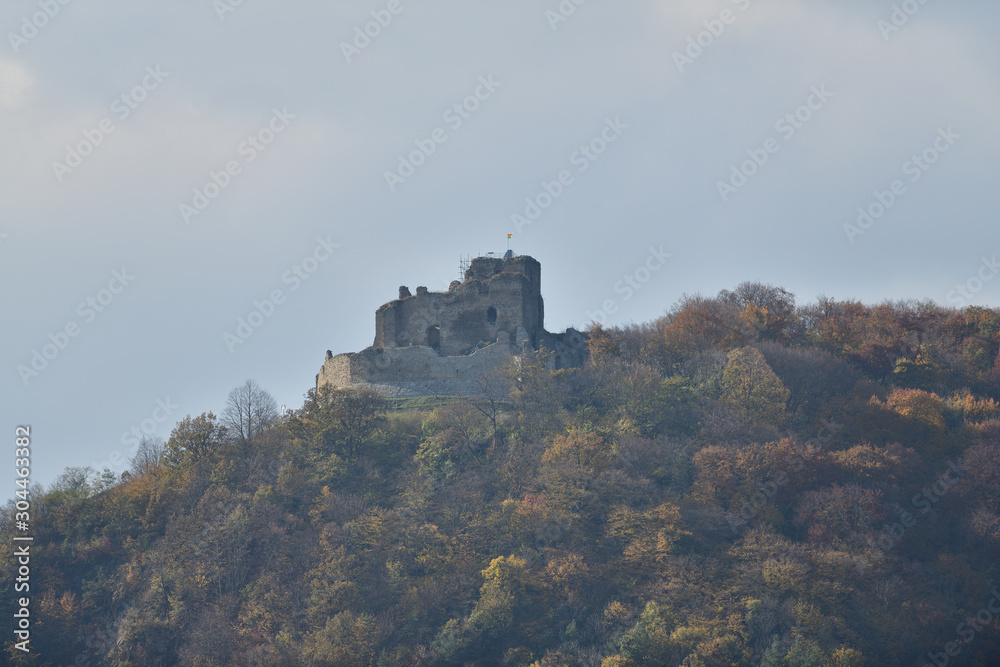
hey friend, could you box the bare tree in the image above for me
[222,379,278,444]
[129,435,165,477]
[468,369,511,449]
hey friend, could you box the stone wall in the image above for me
[373,255,543,357]
[317,332,519,397]
[315,253,588,398]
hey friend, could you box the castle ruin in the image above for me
[316,253,587,397]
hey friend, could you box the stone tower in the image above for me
[317,253,586,397]
[373,254,544,356]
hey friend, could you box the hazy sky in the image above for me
[3,0,999,487]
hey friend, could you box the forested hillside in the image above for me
[5,283,1000,666]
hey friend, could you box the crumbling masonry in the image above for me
[316,253,587,397]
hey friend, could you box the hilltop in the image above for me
[4,283,1000,666]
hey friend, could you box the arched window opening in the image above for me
[427,326,441,350]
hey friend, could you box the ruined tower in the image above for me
[316,253,587,397]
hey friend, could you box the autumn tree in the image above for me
[417,401,491,475]
[432,555,529,661]
[585,322,665,371]
[303,611,380,666]
[794,484,886,548]
[754,341,860,422]
[831,443,920,484]
[504,350,568,440]
[659,294,747,361]
[14,288,1000,666]
[883,388,945,429]
[166,412,227,464]
[288,385,390,463]
[606,503,692,573]
[542,429,611,476]
[721,346,790,423]
[719,281,799,343]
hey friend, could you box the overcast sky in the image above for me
[2,0,999,488]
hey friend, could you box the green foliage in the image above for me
[891,347,944,389]
[721,347,790,424]
[761,635,825,667]
[303,611,379,666]
[165,411,227,464]
[618,601,676,664]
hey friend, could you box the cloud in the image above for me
[0,58,33,110]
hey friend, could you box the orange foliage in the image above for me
[882,388,945,430]
[541,429,611,475]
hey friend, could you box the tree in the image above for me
[721,347,790,424]
[417,401,490,472]
[129,435,165,477]
[166,412,227,464]
[432,555,529,661]
[794,484,886,548]
[48,466,99,500]
[719,281,799,343]
[542,429,611,476]
[222,379,278,444]
[468,369,511,449]
[883,388,945,430]
[303,611,379,666]
[504,350,568,440]
[618,601,676,664]
[754,341,860,422]
[289,386,390,461]
[831,443,920,484]
[328,387,390,460]
[659,294,747,361]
